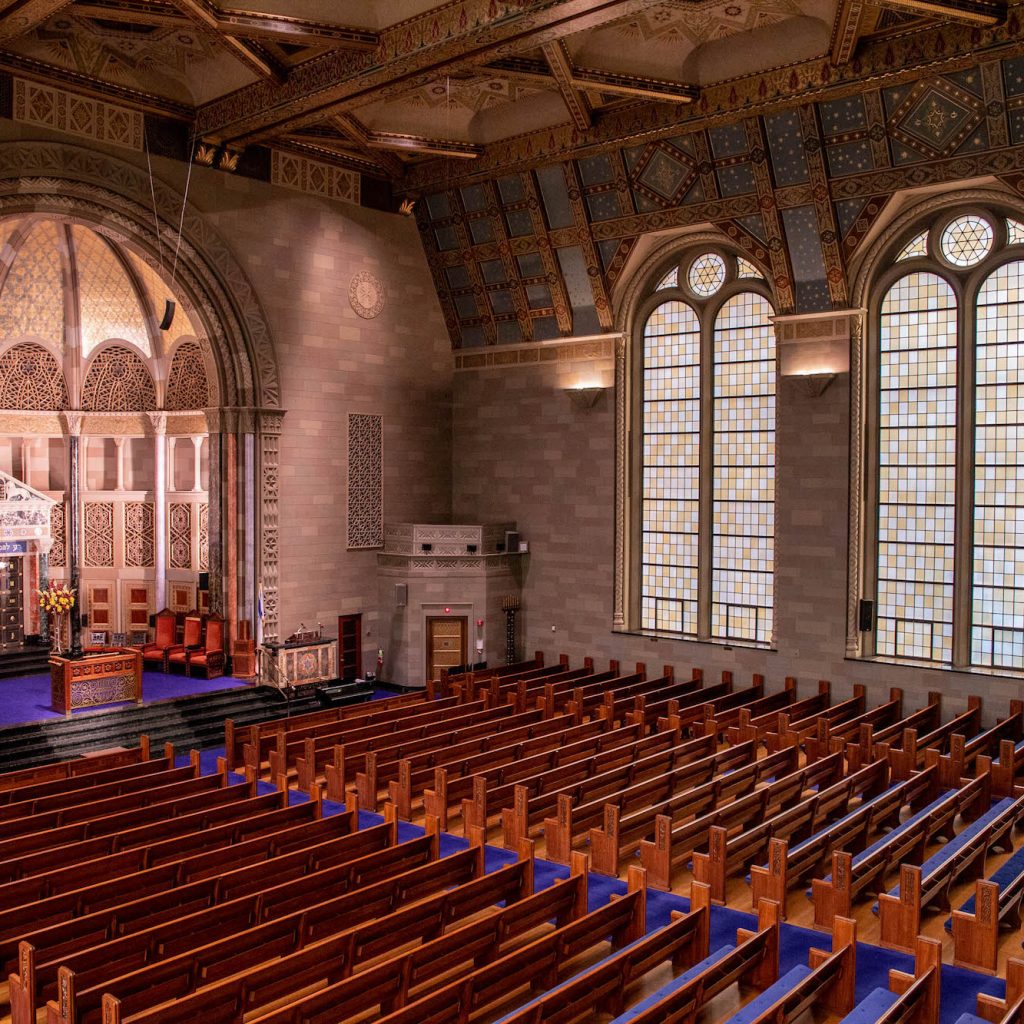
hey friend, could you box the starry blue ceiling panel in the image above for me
[954,122,989,155]
[426,192,451,220]
[781,205,830,312]
[496,320,523,344]
[668,135,697,156]
[818,96,867,136]
[480,259,506,284]
[579,153,614,185]
[682,178,705,205]
[708,124,749,158]
[505,208,534,237]
[532,315,560,341]
[635,192,662,212]
[535,165,575,229]
[434,225,459,251]
[455,293,480,318]
[445,265,471,288]
[460,325,486,347]
[469,217,495,244]
[835,198,869,238]
[517,252,544,277]
[623,144,646,172]
[489,289,515,315]
[825,139,874,177]
[882,83,914,118]
[717,162,756,196]
[460,184,488,213]
[498,175,525,203]
[764,111,809,186]
[945,67,983,97]
[586,191,623,221]
[1011,107,1024,145]
[597,238,620,271]
[556,246,600,335]
[1003,56,1024,97]
[737,213,767,243]
[526,282,552,309]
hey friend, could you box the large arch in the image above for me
[0,141,286,643]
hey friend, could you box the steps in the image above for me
[0,645,50,681]
[0,679,374,772]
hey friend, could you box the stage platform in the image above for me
[0,669,248,727]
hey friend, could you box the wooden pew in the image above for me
[501,727,714,849]
[467,659,571,706]
[589,898,784,1024]
[44,821,474,1024]
[422,721,645,832]
[649,679,767,735]
[878,790,1024,951]
[803,689,904,762]
[928,701,1024,791]
[430,652,542,700]
[103,845,563,1024]
[350,705,564,812]
[701,678,796,740]
[810,770,989,929]
[225,691,427,770]
[489,881,712,1023]
[727,680,828,746]
[388,713,610,821]
[749,765,937,918]
[0,739,165,795]
[595,672,726,729]
[977,959,1024,1024]
[692,756,890,903]
[846,693,943,771]
[765,687,867,753]
[951,844,1024,973]
[589,745,801,877]
[835,938,942,1024]
[884,698,983,781]
[991,736,1024,797]
[545,738,785,867]
[0,808,354,953]
[555,669,681,723]
[638,753,847,891]
[290,700,543,793]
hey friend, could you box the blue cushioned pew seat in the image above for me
[720,964,813,1024]
[946,841,1024,930]
[873,796,1015,914]
[808,790,954,898]
[607,944,736,1023]
[838,987,899,1024]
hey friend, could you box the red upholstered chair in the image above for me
[188,612,225,679]
[141,609,177,672]
[166,612,203,674]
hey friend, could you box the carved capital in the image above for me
[60,410,84,436]
[147,411,168,435]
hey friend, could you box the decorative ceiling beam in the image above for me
[0,0,74,41]
[194,1,680,142]
[366,132,482,159]
[875,0,1004,24]
[166,0,287,83]
[490,55,698,103]
[829,0,869,64]
[541,40,592,131]
[331,114,406,177]
[272,138,391,179]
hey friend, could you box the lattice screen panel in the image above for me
[124,502,154,568]
[712,292,776,645]
[640,300,700,636]
[83,502,114,567]
[876,272,957,662]
[347,414,384,549]
[168,503,193,570]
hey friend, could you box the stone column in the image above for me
[21,439,31,489]
[62,412,84,658]
[166,436,177,494]
[114,437,126,492]
[150,413,168,611]
[38,545,50,645]
[205,411,224,619]
[191,435,203,492]
[258,410,284,645]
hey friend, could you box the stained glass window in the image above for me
[940,214,992,267]
[638,252,776,645]
[712,293,775,644]
[688,253,726,297]
[641,300,700,636]
[973,260,1024,669]
[1008,220,1024,246]
[896,231,928,262]
[737,258,762,279]
[876,272,956,662]
[656,266,678,290]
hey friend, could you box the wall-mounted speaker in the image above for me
[466,544,477,554]
[149,613,156,627]
[159,300,176,331]
[395,583,408,607]
[420,543,432,552]
[80,614,88,627]
[505,531,520,553]
[858,599,874,632]
[198,572,210,592]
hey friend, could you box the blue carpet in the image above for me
[0,670,249,726]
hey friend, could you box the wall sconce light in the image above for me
[565,385,605,409]
[788,372,837,398]
[420,543,433,552]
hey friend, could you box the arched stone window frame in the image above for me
[613,232,778,647]
[849,188,1024,672]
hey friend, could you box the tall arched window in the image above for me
[866,209,1024,670]
[634,249,776,646]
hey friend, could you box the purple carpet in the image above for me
[0,671,249,727]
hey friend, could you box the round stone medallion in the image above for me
[349,271,386,319]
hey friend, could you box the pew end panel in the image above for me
[888,936,942,1024]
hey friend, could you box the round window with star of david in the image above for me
[687,253,727,297]
[940,214,994,268]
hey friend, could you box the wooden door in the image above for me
[338,613,362,682]
[0,556,24,649]
[426,616,467,684]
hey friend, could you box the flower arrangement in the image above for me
[39,582,76,616]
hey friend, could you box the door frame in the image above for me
[425,615,468,683]
[0,553,25,649]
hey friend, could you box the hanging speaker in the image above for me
[159,300,176,331]
[198,572,210,592]
[858,599,874,632]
